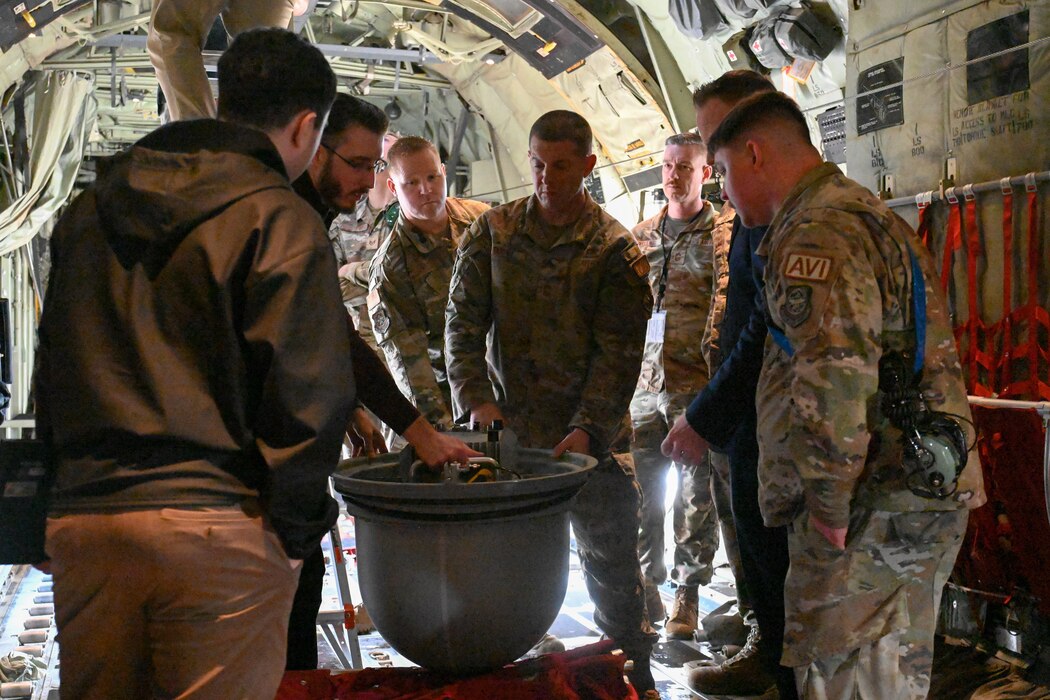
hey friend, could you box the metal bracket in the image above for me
[943,156,958,189]
[1024,172,1038,193]
[879,173,895,199]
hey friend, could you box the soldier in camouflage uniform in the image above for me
[700,201,756,635]
[329,132,398,350]
[708,91,986,698]
[368,136,489,427]
[445,111,659,699]
[629,132,721,639]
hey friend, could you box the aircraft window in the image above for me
[966,10,1030,105]
[452,0,543,38]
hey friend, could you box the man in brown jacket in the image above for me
[36,29,351,700]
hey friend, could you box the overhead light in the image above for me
[384,98,402,121]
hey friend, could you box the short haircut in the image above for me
[217,28,336,132]
[707,91,812,155]
[692,70,775,110]
[386,135,440,175]
[529,110,593,156]
[322,93,388,147]
[664,132,706,154]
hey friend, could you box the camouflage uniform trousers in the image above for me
[570,451,659,656]
[630,389,719,588]
[709,450,753,616]
[786,507,967,699]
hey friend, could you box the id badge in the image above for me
[646,311,666,343]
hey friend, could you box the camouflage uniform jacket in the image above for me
[756,163,987,530]
[631,203,715,403]
[330,201,399,348]
[702,203,737,373]
[368,197,489,426]
[446,194,653,453]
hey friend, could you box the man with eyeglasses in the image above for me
[293,95,389,227]
[367,136,489,428]
[331,131,400,351]
[288,95,480,671]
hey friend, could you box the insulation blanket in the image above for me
[846,0,1049,195]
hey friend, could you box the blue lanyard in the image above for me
[769,242,927,378]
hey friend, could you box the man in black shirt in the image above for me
[287,93,478,670]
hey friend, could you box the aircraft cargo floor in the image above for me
[3,503,1050,699]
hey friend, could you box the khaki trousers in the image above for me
[47,506,300,700]
[147,0,295,120]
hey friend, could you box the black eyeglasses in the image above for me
[322,143,387,174]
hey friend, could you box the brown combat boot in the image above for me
[688,626,775,696]
[645,583,665,625]
[664,585,698,639]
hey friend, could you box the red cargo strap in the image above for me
[1001,173,1050,400]
[915,191,933,250]
[941,187,963,294]
[995,178,1014,393]
[953,185,994,396]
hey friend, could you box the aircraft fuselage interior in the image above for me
[0,1,1048,698]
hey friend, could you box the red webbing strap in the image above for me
[916,191,933,250]
[941,187,962,294]
[996,178,1014,393]
[958,185,994,396]
[1001,174,1050,400]
[1024,176,1050,400]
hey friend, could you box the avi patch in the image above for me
[784,252,832,282]
[781,285,812,327]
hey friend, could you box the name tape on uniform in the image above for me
[784,253,832,282]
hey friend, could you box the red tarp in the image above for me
[277,641,639,700]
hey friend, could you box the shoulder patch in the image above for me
[371,307,391,335]
[784,253,833,282]
[631,256,651,278]
[781,285,812,327]
[622,238,650,278]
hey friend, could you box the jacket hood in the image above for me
[95,120,290,258]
